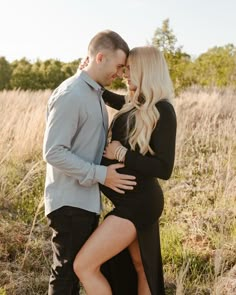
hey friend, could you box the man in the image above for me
[43,30,136,294]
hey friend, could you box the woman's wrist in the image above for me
[114,145,127,162]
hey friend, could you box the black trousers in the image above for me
[47,206,99,295]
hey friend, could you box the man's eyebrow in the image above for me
[117,64,125,67]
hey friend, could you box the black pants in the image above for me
[47,206,99,295]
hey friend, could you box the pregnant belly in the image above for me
[100,157,162,202]
[100,157,142,179]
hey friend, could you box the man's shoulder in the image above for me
[58,73,83,93]
[48,73,89,105]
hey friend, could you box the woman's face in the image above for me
[124,60,137,91]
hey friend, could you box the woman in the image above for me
[73,46,177,295]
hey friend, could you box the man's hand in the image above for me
[104,163,136,194]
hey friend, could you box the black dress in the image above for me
[100,90,177,295]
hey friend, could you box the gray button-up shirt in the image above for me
[43,71,109,216]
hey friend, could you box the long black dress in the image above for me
[100,90,177,295]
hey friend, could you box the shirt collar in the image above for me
[79,70,105,95]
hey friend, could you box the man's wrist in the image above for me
[95,165,107,184]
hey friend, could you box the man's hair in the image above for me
[88,30,129,57]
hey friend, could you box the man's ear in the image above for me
[96,52,104,64]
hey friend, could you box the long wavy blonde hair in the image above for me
[111,46,174,155]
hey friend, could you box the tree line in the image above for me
[1,19,236,93]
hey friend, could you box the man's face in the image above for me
[98,49,127,86]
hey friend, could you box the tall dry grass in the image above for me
[0,90,50,160]
[0,88,235,294]
[163,88,236,294]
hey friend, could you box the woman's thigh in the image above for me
[74,215,137,269]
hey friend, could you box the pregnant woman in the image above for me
[73,46,177,295]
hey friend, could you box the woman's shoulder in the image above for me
[156,99,176,116]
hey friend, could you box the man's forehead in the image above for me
[114,49,127,61]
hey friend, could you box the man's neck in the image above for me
[84,67,99,84]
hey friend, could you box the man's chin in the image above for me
[103,80,113,87]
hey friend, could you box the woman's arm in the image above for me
[102,89,126,110]
[124,101,177,180]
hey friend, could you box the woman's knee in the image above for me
[73,253,83,279]
[73,253,99,280]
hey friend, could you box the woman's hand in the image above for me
[103,141,122,160]
[79,56,89,70]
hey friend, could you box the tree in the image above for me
[61,59,81,79]
[193,44,236,87]
[0,57,12,90]
[7,58,83,90]
[10,58,35,90]
[31,60,45,90]
[37,59,66,89]
[152,19,194,94]
[152,19,178,54]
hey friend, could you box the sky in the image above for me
[0,0,235,62]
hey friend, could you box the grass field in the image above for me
[0,88,235,294]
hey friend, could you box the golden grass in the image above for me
[0,90,50,161]
[0,87,235,294]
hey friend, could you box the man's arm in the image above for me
[43,90,107,187]
[43,90,136,191]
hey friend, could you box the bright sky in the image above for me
[0,0,235,62]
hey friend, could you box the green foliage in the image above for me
[110,77,127,90]
[1,159,45,224]
[0,57,12,90]
[151,19,236,94]
[0,21,236,93]
[4,58,81,91]
[62,59,81,78]
[152,19,177,54]
[193,44,236,87]
[161,223,185,266]
[37,59,66,89]
[152,19,194,94]
[165,51,194,94]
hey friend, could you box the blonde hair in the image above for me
[111,46,174,155]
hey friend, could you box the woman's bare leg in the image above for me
[128,238,151,295]
[73,215,136,295]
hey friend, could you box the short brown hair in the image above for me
[88,30,129,57]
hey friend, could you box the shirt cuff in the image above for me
[95,165,107,185]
